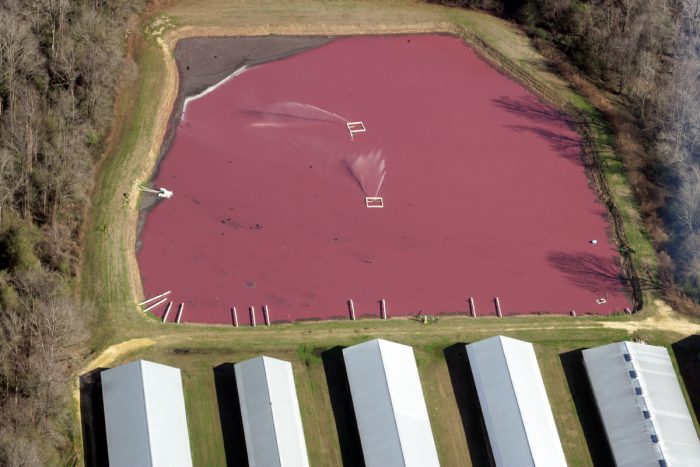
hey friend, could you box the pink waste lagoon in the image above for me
[137,34,630,324]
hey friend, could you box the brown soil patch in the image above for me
[73,338,157,431]
[601,299,700,335]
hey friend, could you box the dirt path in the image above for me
[77,301,697,369]
[601,299,700,335]
[72,299,696,408]
[81,337,157,373]
[72,338,157,434]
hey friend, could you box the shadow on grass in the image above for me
[672,335,700,421]
[560,349,614,466]
[443,344,491,467]
[213,363,248,467]
[79,368,109,467]
[321,346,365,467]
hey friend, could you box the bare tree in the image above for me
[0,430,42,467]
[0,1,143,463]
[0,11,40,113]
[3,87,42,219]
[29,298,86,398]
[0,148,19,227]
[672,167,700,235]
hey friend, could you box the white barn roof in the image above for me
[101,360,193,467]
[466,335,567,467]
[583,341,700,467]
[342,338,440,467]
[234,356,309,467]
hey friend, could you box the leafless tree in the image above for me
[0,1,143,463]
[0,148,19,227]
[672,167,700,235]
[3,87,42,219]
[0,430,42,467]
[0,11,41,113]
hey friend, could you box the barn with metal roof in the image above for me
[466,335,567,467]
[101,359,193,467]
[235,356,309,467]
[342,338,440,467]
[583,341,700,467]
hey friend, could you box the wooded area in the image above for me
[0,0,142,464]
[0,0,698,463]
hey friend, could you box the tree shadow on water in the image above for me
[493,95,588,165]
[547,251,628,295]
[443,344,492,467]
[493,95,577,127]
[321,346,365,467]
[559,350,615,466]
[79,368,109,467]
[506,124,583,164]
[213,363,249,467]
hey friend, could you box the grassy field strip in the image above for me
[93,324,697,467]
[81,35,170,347]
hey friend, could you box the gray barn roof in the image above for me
[583,341,700,467]
[466,335,567,467]
[342,338,440,467]
[235,356,309,467]
[101,360,193,467]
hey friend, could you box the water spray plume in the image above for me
[347,150,387,197]
[264,102,349,124]
[182,65,248,119]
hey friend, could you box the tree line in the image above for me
[435,0,700,307]
[0,0,142,464]
[0,0,697,463]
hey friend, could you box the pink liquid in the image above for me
[138,35,629,323]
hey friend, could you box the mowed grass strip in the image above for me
[81,31,169,348]
[94,324,700,467]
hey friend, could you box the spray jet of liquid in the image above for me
[346,150,387,197]
[248,101,349,125]
[183,65,249,120]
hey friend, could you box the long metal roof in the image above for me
[235,356,309,467]
[342,338,440,467]
[101,360,193,467]
[466,335,567,467]
[583,341,700,467]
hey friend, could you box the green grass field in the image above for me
[75,0,698,465]
[86,320,697,466]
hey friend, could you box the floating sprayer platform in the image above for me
[346,121,366,140]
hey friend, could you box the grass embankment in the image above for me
[88,321,696,466]
[81,32,166,347]
[77,0,696,465]
[75,313,700,465]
